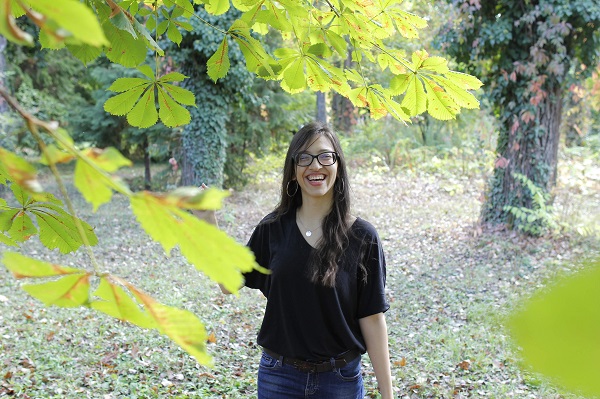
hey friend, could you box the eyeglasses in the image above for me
[294,151,338,167]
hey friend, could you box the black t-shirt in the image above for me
[243,210,389,361]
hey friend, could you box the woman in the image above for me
[218,121,392,398]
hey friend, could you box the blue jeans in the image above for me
[257,351,365,399]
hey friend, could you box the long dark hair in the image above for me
[269,121,352,287]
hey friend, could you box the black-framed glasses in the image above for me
[294,151,338,167]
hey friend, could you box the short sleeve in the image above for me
[243,221,271,293]
[356,228,389,318]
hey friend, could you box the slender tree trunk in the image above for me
[316,92,327,123]
[143,136,152,190]
[331,44,356,133]
[482,83,563,225]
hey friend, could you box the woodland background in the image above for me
[0,0,599,398]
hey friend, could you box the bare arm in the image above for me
[190,187,233,294]
[359,313,393,399]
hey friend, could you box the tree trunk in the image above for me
[482,83,563,225]
[331,44,356,133]
[316,92,327,123]
[143,136,152,190]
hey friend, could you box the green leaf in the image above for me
[39,144,76,165]
[281,58,306,94]
[430,75,480,109]
[0,0,34,46]
[128,285,211,364]
[103,20,147,67]
[130,192,258,294]
[82,147,133,173]
[0,232,17,247]
[388,9,427,39]
[420,56,449,74]
[91,277,155,329]
[0,209,19,232]
[205,0,230,15]
[66,43,103,65]
[423,78,459,120]
[396,74,426,116]
[167,21,183,45]
[32,0,109,46]
[108,77,151,93]
[104,85,149,117]
[325,30,347,57]
[23,274,90,307]
[207,37,231,82]
[110,8,137,39]
[8,212,37,242]
[2,252,82,278]
[33,209,98,254]
[160,83,196,106]
[445,71,484,91]
[159,72,187,82]
[74,149,131,211]
[157,88,191,127]
[0,148,41,192]
[127,88,159,128]
[508,261,600,397]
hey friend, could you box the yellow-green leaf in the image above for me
[33,209,98,254]
[74,161,113,211]
[160,84,196,106]
[32,0,109,47]
[91,277,155,329]
[66,43,103,66]
[0,148,41,192]
[128,285,211,364]
[430,75,480,109]
[423,78,459,120]
[150,186,229,210]
[127,88,159,128]
[108,77,151,93]
[0,232,17,247]
[130,192,258,294]
[398,74,426,116]
[82,147,132,173]
[23,273,90,307]
[104,85,148,116]
[446,71,484,91]
[205,0,230,15]
[281,58,306,94]
[207,37,230,82]
[103,20,147,67]
[39,144,76,165]
[420,56,449,74]
[8,212,37,242]
[508,261,600,397]
[0,0,34,46]
[157,88,191,128]
[2,251,83,278]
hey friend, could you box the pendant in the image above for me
[305,230,312,237]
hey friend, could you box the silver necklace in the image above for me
[297,211,321,237]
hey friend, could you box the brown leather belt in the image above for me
[263,348,361,373]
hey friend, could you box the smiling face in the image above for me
[294,135,338,204]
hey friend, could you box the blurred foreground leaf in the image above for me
[508,259,600,397]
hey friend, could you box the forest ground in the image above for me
[1,152,599,399]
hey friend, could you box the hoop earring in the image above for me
[286,180,299,197]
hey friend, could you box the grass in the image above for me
[1,151,599,398]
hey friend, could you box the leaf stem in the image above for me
[0,85,102,274]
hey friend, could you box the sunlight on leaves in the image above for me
[130,191,258,293]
